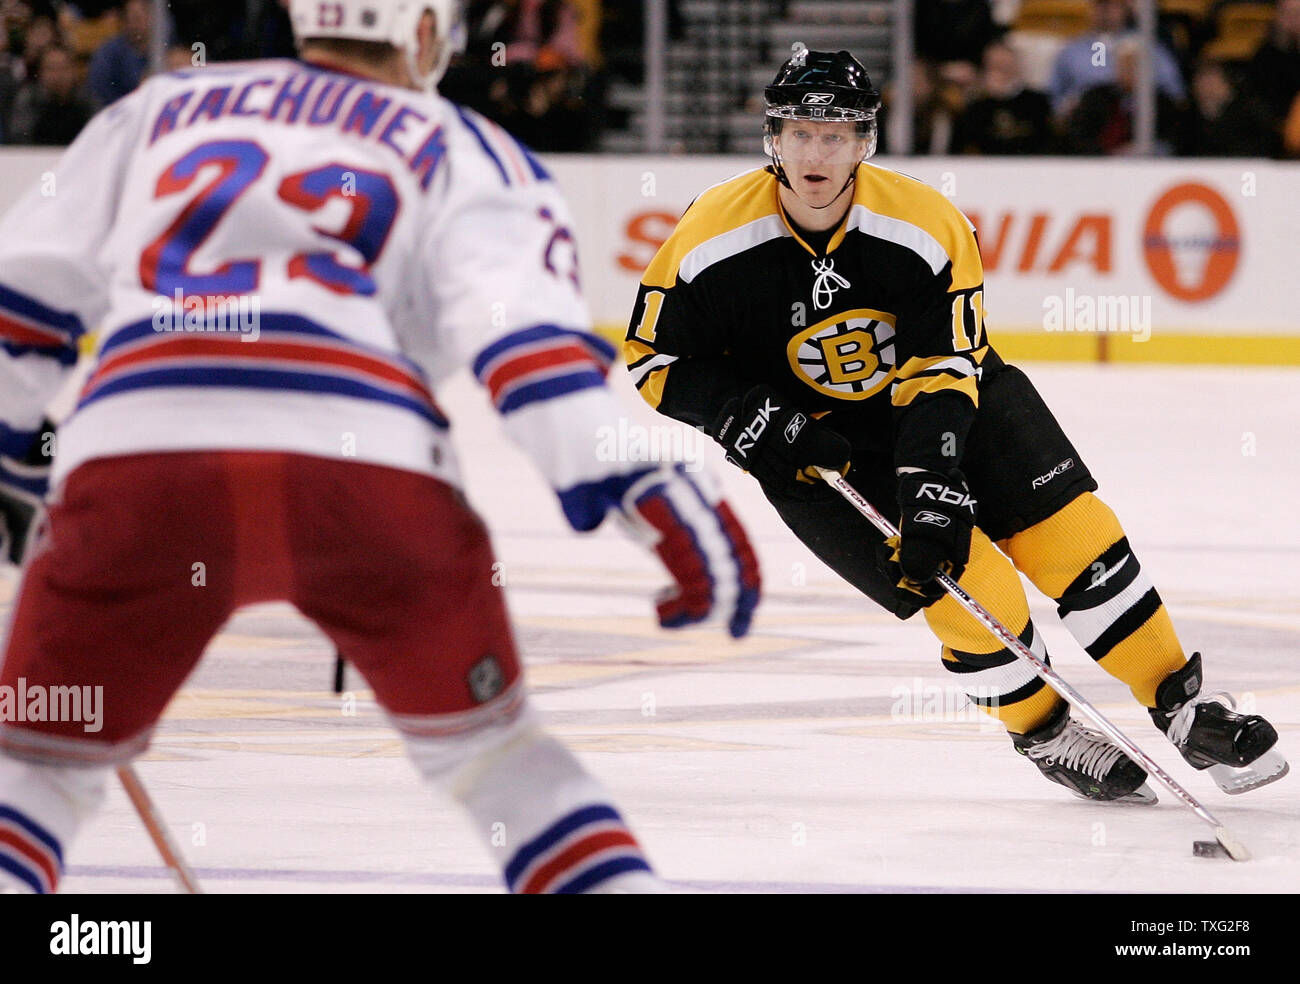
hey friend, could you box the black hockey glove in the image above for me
[713,384,851,498]
[0,421,55,566]
[879,469,976,607]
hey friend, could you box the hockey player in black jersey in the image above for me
[625,47,1288,803]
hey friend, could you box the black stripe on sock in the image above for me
[1084,587,1163,661]
[945,621,1037,671]
[1057,538,1141,616]
[968,675,1047,708]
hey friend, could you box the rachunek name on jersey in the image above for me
[149,64,447,190]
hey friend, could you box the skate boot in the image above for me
[1012,701,1156,804]
[1150,653,1288,794]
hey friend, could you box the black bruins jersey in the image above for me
[625,162,1000,469]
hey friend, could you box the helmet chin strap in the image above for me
[778,155,860,211]
[807,171,858,209]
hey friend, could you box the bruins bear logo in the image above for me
[786,309,896,401]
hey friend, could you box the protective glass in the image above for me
[769,118,873,165]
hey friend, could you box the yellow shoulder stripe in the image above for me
[642,168,780,289]
[851,163,984,292]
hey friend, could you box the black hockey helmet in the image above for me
[763,46,880,190]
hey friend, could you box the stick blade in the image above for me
[1210,825,1252,862]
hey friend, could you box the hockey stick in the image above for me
[816,467,1252,862]
[116,764,203,893]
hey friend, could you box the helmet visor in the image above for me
[770,118,873,165]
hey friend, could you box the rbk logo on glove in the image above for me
[889,468,978,604]
[912,510,951,527]
[783,413,806,443]
[728,398,780,458]
[912,481,976,513]
[714,385,850,498]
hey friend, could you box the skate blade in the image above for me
[1068,781,1158,805]
[1208,751,1289,795]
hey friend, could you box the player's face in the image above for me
[774,120,868,208]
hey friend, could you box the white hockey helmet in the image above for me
[289,0,466,90]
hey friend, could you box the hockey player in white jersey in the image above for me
[0,0,761,894]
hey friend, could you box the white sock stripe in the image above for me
[949,657,1040,699]
[947,627,1046,698]
[1061,569,1156,650]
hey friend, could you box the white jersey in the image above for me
[0,58,642,530]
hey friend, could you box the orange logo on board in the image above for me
[1142,183,1240,302]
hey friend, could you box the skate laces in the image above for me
[1026,720,1127,780]
[1167,692,1236,747]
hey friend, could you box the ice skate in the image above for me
[1151,654,1288,795]
[1012,702,1157,804]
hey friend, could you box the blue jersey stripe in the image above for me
[101,313,430,381]
[0,282,84,339]
[454,105,511,186]
[473,324,615,380]
[518,142,550,181]
[497,368,606,415]
[0,423,39,458]
[78,365,449,428]
[2,340,79,366]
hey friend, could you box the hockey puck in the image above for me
[1193,840,1230,858]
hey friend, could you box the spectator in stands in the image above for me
[878,58,962,155]
[20,11,57,78]
[443,0,601,151]
[1183,58,1278,156]
[1064,38,1185,154]
[65,0,120,16]
[238,0,295,59]
[87,0,152,107]
[598,0,685,85]
[952,40,1054,154]
[8,43,94,145]
[0,19,22,142]
[165,42,196,72]
[1048,0,1185,119]
[1248,0,1300,126]
[167,0,242,63]
[1284,91,1300,156]
[916,0,1002,70]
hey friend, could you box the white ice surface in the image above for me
[4,363,1297,893]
